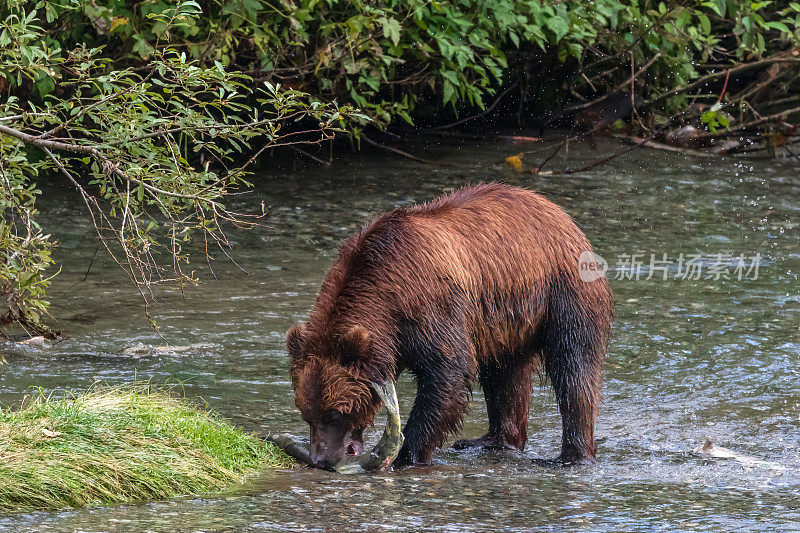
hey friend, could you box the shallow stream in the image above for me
[2,137,799,531]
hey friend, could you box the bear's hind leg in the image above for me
[453,356,536,451]
[543,351,600,465]
[540,292,605,465]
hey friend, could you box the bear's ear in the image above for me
[339,325,371,366]
[286,323,305,360]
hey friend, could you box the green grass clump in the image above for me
[0,386,293,511]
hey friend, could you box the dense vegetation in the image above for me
[1,0,798,332]
[0,385,292,511]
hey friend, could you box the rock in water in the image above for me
[120,342,152,356]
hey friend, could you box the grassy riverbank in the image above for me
[0,386,292,511]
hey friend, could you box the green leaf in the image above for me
[546,16,569,41]
[380,17,401,46]
[697,13,711,35]
[132,34,155,58]
[765,21,791,33]
[442,80,454,104]
[702,1,724,16]
[440,69,459,85]
[34,72,55,97]
[567,42,583,59]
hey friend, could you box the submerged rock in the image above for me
[120,342,151,356]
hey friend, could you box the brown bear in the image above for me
[286,183,613,469]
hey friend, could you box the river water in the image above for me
[1,137,799,531]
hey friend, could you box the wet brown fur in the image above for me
[287,183,613,466]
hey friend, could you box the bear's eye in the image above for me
[339,349,358,366]
[321,409,344,425]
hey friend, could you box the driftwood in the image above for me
[361,135,446,166]
[611,134,719,158]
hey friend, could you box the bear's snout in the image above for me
[309,443,338,470]
[309,429,364,470]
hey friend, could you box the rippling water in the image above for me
[1,137,799,531]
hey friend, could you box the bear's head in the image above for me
[286,323,382,470]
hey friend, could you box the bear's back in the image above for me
[401,183,591,288]
[325,184,597,314]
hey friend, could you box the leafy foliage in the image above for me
[5,1,797,122]
[0,148,53,333]
[0,0,364,332]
